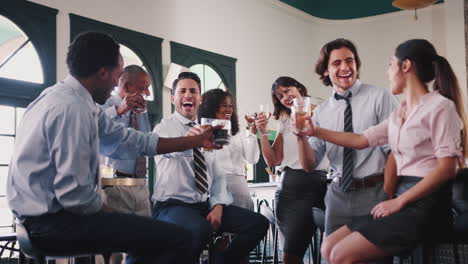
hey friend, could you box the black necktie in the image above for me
[187,122,208,194]
[334,93,354,192]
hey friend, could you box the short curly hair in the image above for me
[66,31,120,78]
[198,89,240,136]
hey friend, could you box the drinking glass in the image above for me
[292,96,310,132]
[200,118,231,151]
[259,104,272,136]
[136,93,147,113]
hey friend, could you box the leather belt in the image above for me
[337,174,384,191]
[101,177,147,186]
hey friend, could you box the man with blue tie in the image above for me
[99,65,153,264]
[152,72,269,264]
[8,32,220,264]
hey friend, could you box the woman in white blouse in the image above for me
[256,77,328,264]
[199,88,260,211]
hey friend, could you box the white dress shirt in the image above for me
[208,132,260,177]
[152,112,232,208]
[8,75,159,219]
[309,80,399,179]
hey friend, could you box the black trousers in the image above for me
[23,210,192,264]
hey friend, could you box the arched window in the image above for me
[189,64,225,93]
[170,41,236,98]
[0,1,57,108]
[0,15,43,84]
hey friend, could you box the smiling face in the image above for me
[171,78,202,120]
[325,47,358,93]
[215,96,233,120]
[274,85,302,109]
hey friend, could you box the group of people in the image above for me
[6,30,467,264]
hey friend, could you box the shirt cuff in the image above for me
[105,106,119,120]
[147,132,160,156]
[209,195,233,209]
[363,127,378,147]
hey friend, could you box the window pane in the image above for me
[120,44,154,101]
[0,167,7,196]
[204,65,223,91]
[16,107,25,130]
[0,105,14,135]
[0,137,13,165]
[0,200,13,229]
[0,15,44,83]
[189,64,225,93]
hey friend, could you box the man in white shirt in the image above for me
[8,32,219,264]
[152,72,269,264]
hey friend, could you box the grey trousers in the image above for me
[324,180,387,236]
[96,185,151,264]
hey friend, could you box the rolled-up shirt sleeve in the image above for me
[363,119,389,147]
[431,101,463,158]
[47,104,102,214]
[98,109,159,158]
[209,160,233,208]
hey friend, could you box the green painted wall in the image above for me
[280,0,443,20]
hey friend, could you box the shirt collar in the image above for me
[64,74,98,113]
[174,111,197,126]
[333,79,362,100]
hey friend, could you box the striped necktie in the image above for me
[335,92,354,192]
[131,112,147,177]
[187,122,209,194]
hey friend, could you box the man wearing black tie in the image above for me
[295,39,398,241]
[152,72,268,264]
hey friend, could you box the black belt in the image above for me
[338,174,384,191]
[115,170,146,178]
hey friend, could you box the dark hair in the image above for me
[172,72,201,94]
[315,38,361,87]
[271,76,308,120]
[395,39,467,159]
[66,31,120,78]
[198,89,240,136]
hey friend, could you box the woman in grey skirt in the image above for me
[256,76,328,264]
[298,39,467,263]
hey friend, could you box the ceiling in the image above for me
[279,0,444,20]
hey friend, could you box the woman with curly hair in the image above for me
[199,88,260,211]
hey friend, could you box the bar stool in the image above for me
[16,221,113,264]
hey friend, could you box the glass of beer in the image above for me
[292,96,310,132]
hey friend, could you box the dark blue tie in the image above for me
[334,93,354,192]
[187,122,209,194]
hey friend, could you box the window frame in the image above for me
[0,0,57,108]
[170,41,237,99]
